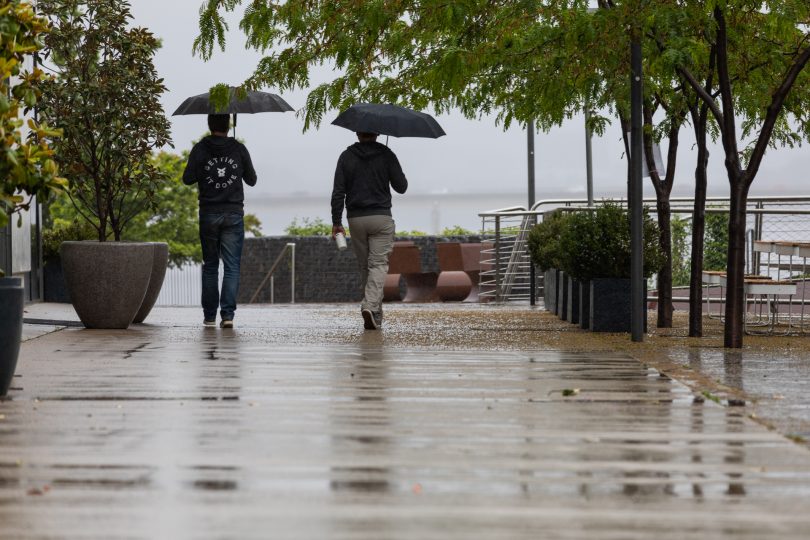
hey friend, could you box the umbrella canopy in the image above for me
[331,103,445,138]
[172,88,294,115]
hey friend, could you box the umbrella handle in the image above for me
[232,113,237,138]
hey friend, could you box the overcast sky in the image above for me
[131,0,809,203]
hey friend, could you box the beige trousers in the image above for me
[347,215,395,313]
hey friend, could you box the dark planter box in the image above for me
[590,278,647,333]
[44,257,71,303]
[579,281,591,330]
[558,271,568,319]
[567,278,581,324]
[543,269,558,313]
[0,277,24,396]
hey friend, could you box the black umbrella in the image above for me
[331,103,445,138]
[172,87,294,136]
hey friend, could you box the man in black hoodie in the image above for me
[183,114,257,328]
[331,132,408,330]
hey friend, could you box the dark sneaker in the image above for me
[220,319,234,329]
[361,309,378,330]
[204,319,216,327]
[373,311,383,328]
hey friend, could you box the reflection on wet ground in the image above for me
[672,346,810,441]
[2,306,810,538]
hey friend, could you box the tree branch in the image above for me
[745,43,810,185]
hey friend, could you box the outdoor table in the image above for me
[743,279,797,335]
[751,240,810,333]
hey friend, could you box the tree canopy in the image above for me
[38,0,172,241]
[0,0,65,231]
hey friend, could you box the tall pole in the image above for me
[630,37,644,342]
[584,108,594,207]
[527,120,537,306]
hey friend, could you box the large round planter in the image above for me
[0,277,24,396]
[60,241,154,329]
[133,242,169,324]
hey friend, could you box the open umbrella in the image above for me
[172,87,294,136]
[331,103,445,138]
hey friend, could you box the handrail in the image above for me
[479,196,810,218]
[249,242,296,304]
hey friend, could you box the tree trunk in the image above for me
[688,114,709,337]
[723,182,749,348]
[656,196,673,328]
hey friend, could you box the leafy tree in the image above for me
[0,0,65,238]
[47,150,263,267]
[655,1,810,347]
[37,0,172,242]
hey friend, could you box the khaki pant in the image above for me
[347,215,395,313]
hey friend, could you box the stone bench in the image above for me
[436,242,482,302]
[383,242,439,303]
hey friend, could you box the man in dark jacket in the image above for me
[183,114,257,328]
[331,132,408,330]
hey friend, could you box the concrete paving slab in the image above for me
[3,305,810,538]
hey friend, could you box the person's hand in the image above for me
[331,225,345,240]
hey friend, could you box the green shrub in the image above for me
[440,225,475,236]
[527,210,569,271]
[42,219,97,261]
[555,202,664,280]
[704,212,728,271]
[285,217,333,236]
[670,215,691,287]
[396,229,428,237]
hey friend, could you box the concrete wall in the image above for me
[239,235,482,304]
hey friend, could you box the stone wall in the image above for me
[239,235,482,304]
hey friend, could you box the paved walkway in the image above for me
[3,305,810,538]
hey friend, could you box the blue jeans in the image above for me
[200,212,245,321]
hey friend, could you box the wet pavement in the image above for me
[3,304,810,538]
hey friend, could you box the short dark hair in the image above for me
[208,114,230,134]
[356,132,378,141]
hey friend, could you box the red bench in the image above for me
[436,243,482,302]
[383,242,441,303]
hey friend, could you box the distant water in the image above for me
[245,192,528,235]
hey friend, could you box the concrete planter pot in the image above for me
[543,269,558,313]
[60,241,154,329]
[579,281,591,330]
[589,278,647,333]
[0,277,24,396]
[567,278,581,325]
[133,242,169,324]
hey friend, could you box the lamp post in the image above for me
[629,36,644,342]
[584,108,594,207]
[528,119,536,306]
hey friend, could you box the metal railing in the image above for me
[249,242,296,304]
[478,196,810,303]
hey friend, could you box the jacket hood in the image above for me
[348,141,387,160]
[202,135,239,153]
